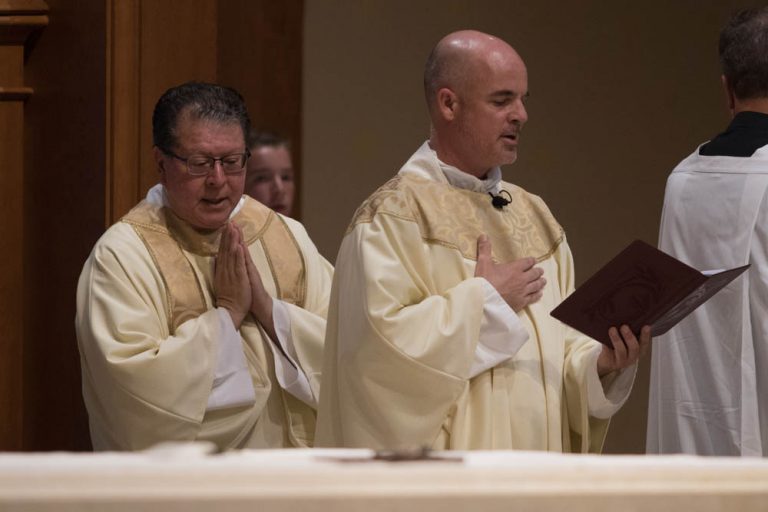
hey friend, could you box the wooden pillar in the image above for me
[218,0,304,219]
[106,0,141,226]
[106,0,218,225]
[21,0,105,451]
[0,0,48,451]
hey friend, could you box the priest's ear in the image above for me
[721,74,736,117]
[435,87,459,122]
[153,146,168,184]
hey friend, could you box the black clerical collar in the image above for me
[699,111,768,157]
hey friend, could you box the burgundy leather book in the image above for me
[550,240,749,346]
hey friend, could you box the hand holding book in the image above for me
[596,325,651,376]
[550,240,749,350]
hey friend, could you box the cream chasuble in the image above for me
[77,195,332,451]
[316,142,632,452]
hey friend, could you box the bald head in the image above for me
[424,30,523,115]
[424,30,529,176]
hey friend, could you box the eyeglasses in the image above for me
[163,149,250,176]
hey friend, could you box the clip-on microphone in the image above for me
[489,190,512,209]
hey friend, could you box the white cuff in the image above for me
[206,308,257,411]
[586,343,637,419]
[468,279,530,378]
[266,299,317,407]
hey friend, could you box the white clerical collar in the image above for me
[146,183,246,217]
[426,145,502,194]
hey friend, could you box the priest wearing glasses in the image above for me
[76,82,333,451]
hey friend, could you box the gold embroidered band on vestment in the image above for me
[348,173,564,263]
[122,198,307,333]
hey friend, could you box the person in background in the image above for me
[648,7,768,457]
[246,130,295,217]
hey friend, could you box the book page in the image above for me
[651,265,749,336]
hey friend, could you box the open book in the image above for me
[550,240,749,346]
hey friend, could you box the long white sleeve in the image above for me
[206,308,256,410]
[468,279,529,377]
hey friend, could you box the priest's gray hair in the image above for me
[152,81,251,153]
[423,43,465,114]
[720,7,768,100]
[423,45,443,111]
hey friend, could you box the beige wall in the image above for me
[302,0,752,453]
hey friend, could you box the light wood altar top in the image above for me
[1,446,767,511]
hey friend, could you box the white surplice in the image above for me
[648,144,768,456]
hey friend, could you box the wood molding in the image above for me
[0,86,31,100]
[105,0,141,226]
[0,15,47,41]
[0,0,48,13]
[0,0,47,452]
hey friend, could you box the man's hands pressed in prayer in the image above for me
[597,325,651,377]
[243,243,278,342]
[215,222,279,342]
[214,222,252,328]
[474,234,546,312]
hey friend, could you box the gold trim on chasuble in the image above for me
[122,199,307,333]
[348,174,564,262]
